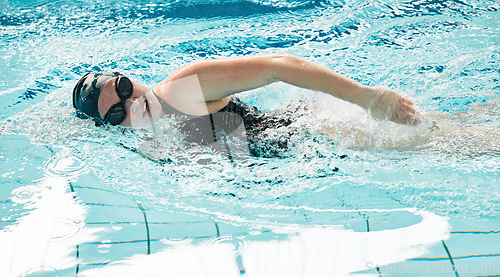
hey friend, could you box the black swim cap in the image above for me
[72,71,119,123]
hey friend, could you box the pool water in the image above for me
[1,0,499,276]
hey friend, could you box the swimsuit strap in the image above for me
[152,88,236,119]
[152,89,189,117]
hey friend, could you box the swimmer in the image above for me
[73,54,421,159]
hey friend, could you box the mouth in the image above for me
[143,96,151,118]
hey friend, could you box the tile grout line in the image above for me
[366,217,382,277]
[137,203,151,255]
[68,182,80,276]
[442,240,460,277]
[215,222,220,237]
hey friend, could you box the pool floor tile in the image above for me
[446,256,500,277]
[149,221,218,242]
[441,217,500,268]
[72,184,138,209]
[85,223,149,244]
[144,208,213,224]
[353,240,453,276]
[78,242,149,267]
[444,233,500,260]
[84,204,145,223]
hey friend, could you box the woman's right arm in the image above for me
[162,54,420,125]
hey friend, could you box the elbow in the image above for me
[270,53,297,82]
[270,53,295,66]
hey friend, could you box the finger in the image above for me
[405,112,421,125]
[399,98,414,106]
[407,106,422,124]
[398,103,416,114]
[393,110,420,125]
[393,114,407,124]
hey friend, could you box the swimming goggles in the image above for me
[103,75,134,126]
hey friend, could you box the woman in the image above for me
[73,54,420,159]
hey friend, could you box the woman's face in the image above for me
[97,78,162,127]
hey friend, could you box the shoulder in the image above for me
[153,80,229,115]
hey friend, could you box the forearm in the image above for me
[271,54,375,109]
[271,55,420,125]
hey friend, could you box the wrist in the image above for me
[366,87,400,120]
[355,85,380,110]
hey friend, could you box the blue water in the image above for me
[0,0,499,274]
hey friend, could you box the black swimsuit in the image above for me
[153,92,293,157]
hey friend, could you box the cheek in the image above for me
[118,114,133,127]
[98,99,114,119]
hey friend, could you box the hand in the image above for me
[369,87,421,125]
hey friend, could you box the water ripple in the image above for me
[45,154,88,178]
[49,217,85,241]
[202,235,248,255]
[11,186,42,204]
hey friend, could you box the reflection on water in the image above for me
[0,151,98,277]
[0,134,452,276]
[81,210,449,276]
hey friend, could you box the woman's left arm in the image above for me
[165,54,420,125]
